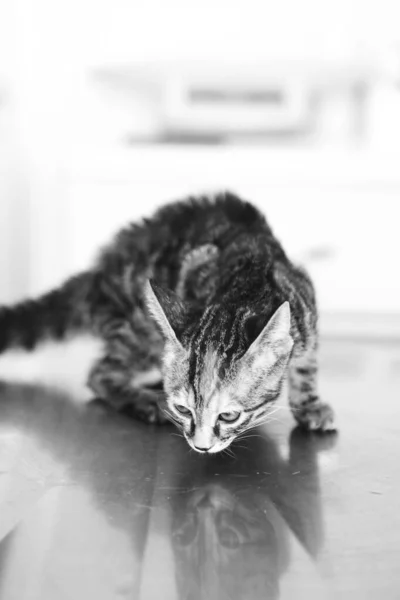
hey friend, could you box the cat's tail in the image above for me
[0,271,97,355]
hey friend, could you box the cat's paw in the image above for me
[122,390,170,425]
[130,402,170,425]
[293,399,336,432]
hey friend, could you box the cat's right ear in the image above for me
[241,301,293,364]
[144,280,185,346]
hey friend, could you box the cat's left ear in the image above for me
[144,280,186,346]
[242,302,293,361]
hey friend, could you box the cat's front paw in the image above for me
[293,399,336,432]
[123,390,170,425]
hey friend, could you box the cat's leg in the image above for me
[88,357,168,424]
[87,332,169,425]
[288,346,336,432]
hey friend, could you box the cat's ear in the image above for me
[144,280,185,345]
[242,302,293,360]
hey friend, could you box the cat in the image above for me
[0,192,335,452]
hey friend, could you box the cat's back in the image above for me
[153,191,268,239]
[98,192,266,267]
[96,192,284,292]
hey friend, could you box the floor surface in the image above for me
[0,339,400,599]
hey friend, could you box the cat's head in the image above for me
[145,281,293,453]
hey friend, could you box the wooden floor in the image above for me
[0,339,400,599]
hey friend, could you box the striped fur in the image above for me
[0,192,335,450]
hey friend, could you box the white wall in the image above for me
[1,0,400,323]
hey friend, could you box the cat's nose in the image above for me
[192,426,213,451]
[194,445,211,453]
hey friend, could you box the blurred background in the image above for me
[1,0,400,338]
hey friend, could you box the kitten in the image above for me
[0,192,335,452]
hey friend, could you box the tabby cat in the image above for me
[0,192,335,452]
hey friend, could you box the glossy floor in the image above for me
[0,339,400,600]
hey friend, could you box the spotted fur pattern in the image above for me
[0,193,335,451]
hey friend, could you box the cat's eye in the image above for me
[218,411,241,423]
[175,404,192,417]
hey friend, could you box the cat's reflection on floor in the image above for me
[164,428,336,600]
[0,382,336,600]
[171,482,287,600]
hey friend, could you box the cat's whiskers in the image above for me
[236,433,264,442]
[163,407,181,426]
[267,405,289,416]
[249,407,288,428]
[232,443,248,452]
[222,447,236,459]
